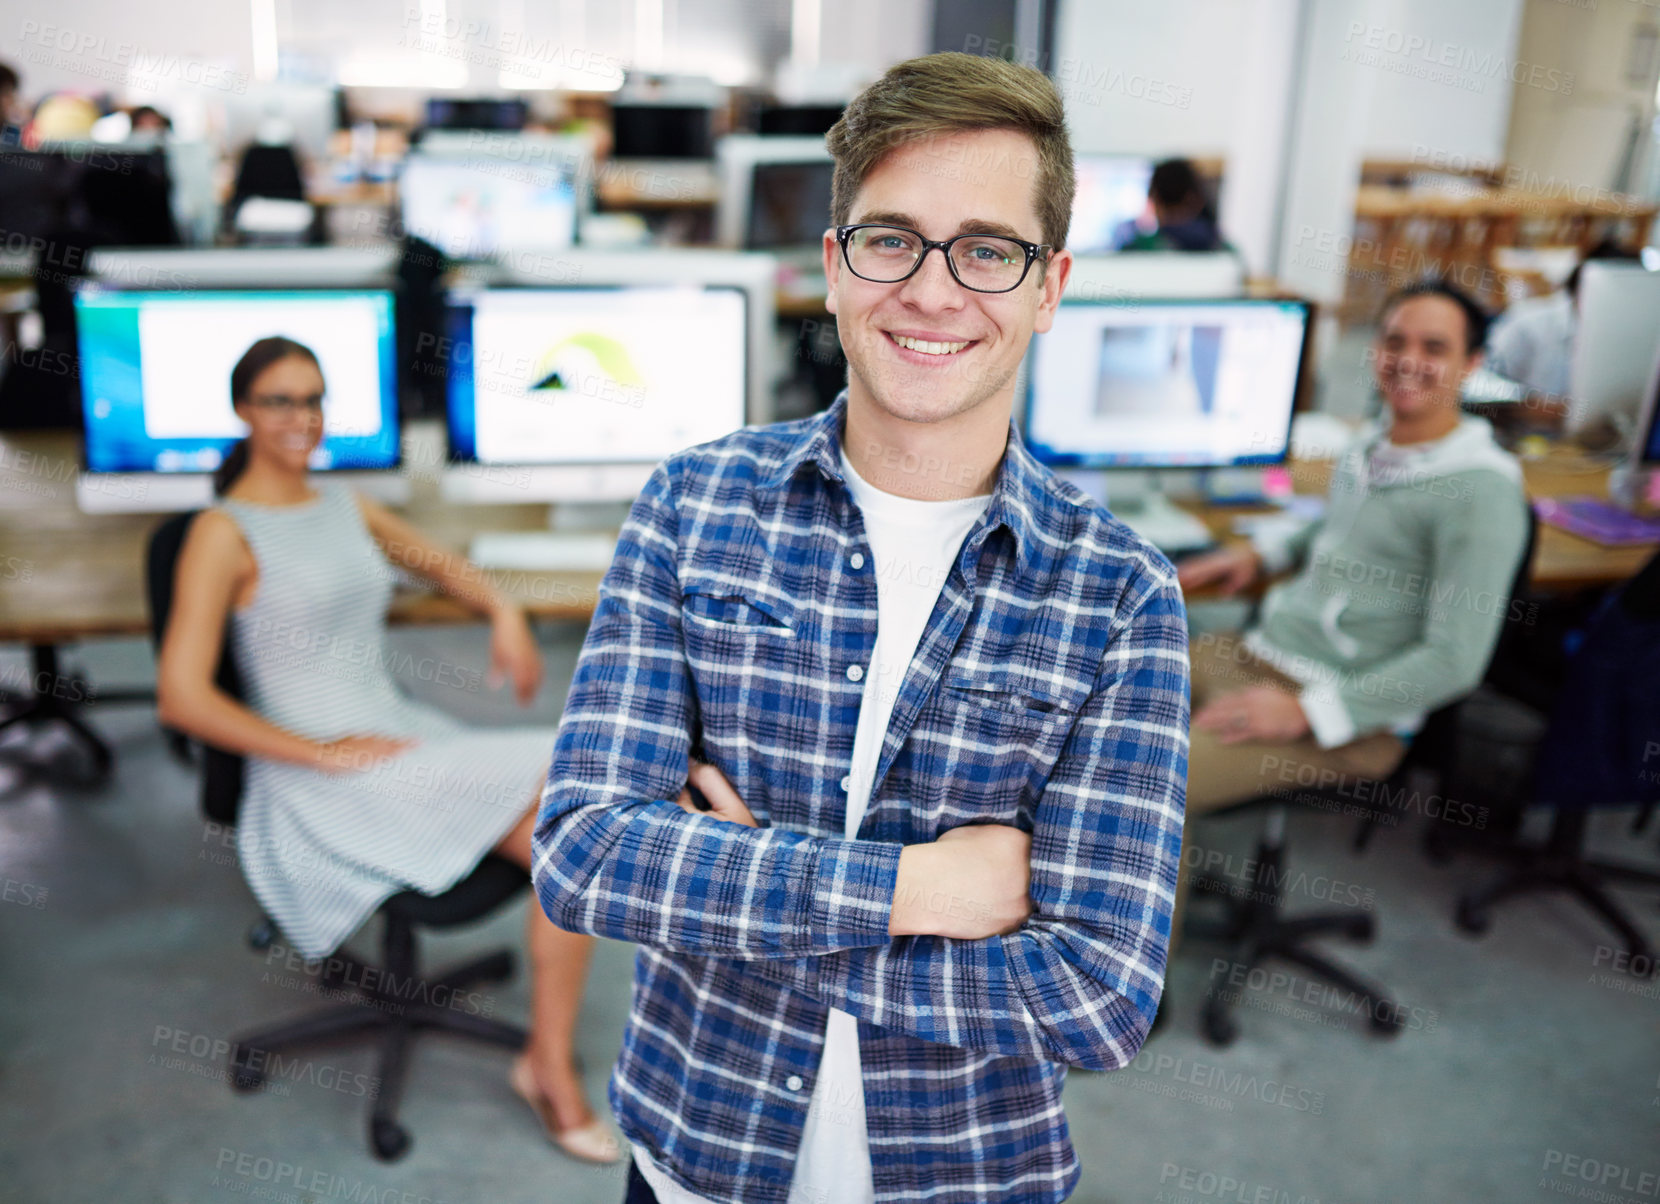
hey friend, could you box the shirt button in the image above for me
[849,552,865,570]
[846,664,864,682]
[839,775,850,792]
[786,1074,804,1091]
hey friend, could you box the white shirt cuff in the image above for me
[1298,681,1357,749]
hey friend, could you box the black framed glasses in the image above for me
[246,392,324,415]
[835,223,1051,294]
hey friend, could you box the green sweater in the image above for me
[1244,416,1529,748]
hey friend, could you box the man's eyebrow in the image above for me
[850,211,1033,242]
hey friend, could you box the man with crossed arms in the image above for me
[534,52,1188,1204]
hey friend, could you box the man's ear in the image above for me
[822,228,840,316]
[1032,248,1073,335]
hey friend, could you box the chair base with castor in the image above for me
[1455,806,1660,968]
[1190,806,1405,1047]
[0,643,156,781]
[227,856,530,1161]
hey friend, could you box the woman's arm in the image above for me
[353,494,543,704]
[354,494,507,615]
[156,510,406,769]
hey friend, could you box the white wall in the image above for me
[1053,0,1301,278]
[1270,0,1524,304]
[1057,0,1525,302]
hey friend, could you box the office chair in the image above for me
[1190,505,1538,1047]
[1454,548,1660,964]
[146,512,531,1161]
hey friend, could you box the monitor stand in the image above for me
[467,501,631,573]
[1055,468,1214,556]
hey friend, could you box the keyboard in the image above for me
[468,532,619,572]
[1112,494,1216,555]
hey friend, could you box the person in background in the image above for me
[129,104,172,135]
[1485,239,1642,400]
[0,62,22,146]
[534,51,1188,1204]
[156,336,622,1167]
[1120,157,1228,253]
[1173,280,1528,940]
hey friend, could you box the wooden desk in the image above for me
[0,430,605,647]
[1181,446,1656,596]
[5,436,1651,646]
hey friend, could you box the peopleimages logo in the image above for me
[1341,22,1573,94]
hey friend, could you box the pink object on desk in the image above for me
[1533,496,1660,546]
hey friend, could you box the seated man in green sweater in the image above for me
[1173,280,1529,931]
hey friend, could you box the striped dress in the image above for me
[219,483,550,959]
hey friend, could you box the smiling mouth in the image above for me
[887,332,974,356]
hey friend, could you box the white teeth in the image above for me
[892,334,969,355]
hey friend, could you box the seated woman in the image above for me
[157,335,619,1165]
[1173,281,1530,938]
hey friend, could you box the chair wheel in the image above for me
[1422,830,1455,865]
[1201,1001,1238,1047]
[371,1118,412,1161]
[1455,897,1490,935]
[1341,913,1375,943]
[230,1047,265,1093]
[1370,1007,1406,1038]
[247,919,276,950]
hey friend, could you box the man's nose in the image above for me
[896,246,966,310]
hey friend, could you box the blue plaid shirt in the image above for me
[533,393,1189,1204]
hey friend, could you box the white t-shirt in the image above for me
[634,447,992,1204]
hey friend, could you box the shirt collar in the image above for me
[759,391,1049,575]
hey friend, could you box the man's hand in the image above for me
[1193,686,1311,745]
[890,824,1034,940]
[674,759,760,827]
[1176,544,1261,596]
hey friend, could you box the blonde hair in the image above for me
[826,52,1074,255]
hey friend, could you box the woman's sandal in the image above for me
[509,1055,625,1165]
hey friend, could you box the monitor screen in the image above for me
[611,105,716,159]
[75,286,399,474]
[1070,155,1154,255]
[757,104,844,136]
[1024,299,1310,468]
[425,98,528,131]
[398,154,577,260]
[746,161,834,250]
[445,285,747,466]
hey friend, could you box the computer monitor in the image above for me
[756,104,844,136]
[4,144,180,247]
[715,135,832,251]
[747,161,834,251]
[1628,345,1660,469]
[1024,298,1312,469]
[1569,261,1660,438]
[73,284,399,512]
[611,104,717,159]
[425,98,528,132]
[1063,252,1246,302]
[442,283,748,501]
[398,152,579,260]
[1069,154,1154,255]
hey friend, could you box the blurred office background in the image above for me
[2,1,1659,1201]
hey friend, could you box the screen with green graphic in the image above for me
[445,285,747,465]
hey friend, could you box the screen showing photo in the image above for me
[75,287,399,474]
[399,155,577,260]
[1025,300,1307,468]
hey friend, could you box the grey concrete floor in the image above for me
[1,621,1656,1204]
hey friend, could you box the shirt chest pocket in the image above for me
[906,669,1089,829]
